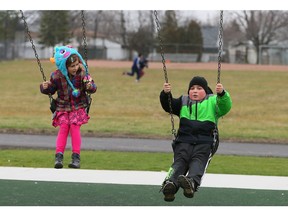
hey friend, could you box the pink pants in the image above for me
[56,124,81,154]
[53,108,89,155]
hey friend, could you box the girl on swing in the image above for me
[40,45,97,169]
[159,76,232,202]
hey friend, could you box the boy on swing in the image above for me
[159,76,232,202]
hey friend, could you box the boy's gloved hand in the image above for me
[216,83,224,94]
[163,82,171,93]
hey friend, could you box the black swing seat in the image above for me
[49,94,92,114]
[85,94,92,114]
[49,97,57,113]
[170,127,219,157]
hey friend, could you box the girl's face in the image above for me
[67,59,80,76]
[188,85,206,101]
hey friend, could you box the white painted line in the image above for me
[0,167,287,191]
[202,173,288,190]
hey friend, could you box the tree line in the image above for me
[1,10,288,63]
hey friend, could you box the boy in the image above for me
[159,76,232,202]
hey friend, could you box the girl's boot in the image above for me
[54,152,63,169]
[68,153,80,168]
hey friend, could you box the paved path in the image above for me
[1,133,288,157]
[1,167,288,190]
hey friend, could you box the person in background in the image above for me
[139,56,148,79]
[123,53,146,82]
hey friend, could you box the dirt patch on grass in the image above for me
[88,60,288,72]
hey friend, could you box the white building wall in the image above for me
[18,41,53,59]
[18,37,129,60]
[94,38,128,60]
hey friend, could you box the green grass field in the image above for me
[1,60,288,175]
[1,60,288,143]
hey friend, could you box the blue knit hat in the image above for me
[51,45,87,97]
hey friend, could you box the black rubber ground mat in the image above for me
[0,179,287,206]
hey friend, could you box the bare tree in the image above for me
[233,10,288,63]
[126,11,156,58]
[223,19,245,43]
[120,10,127,47]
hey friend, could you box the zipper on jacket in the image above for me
[189,100,198,120]
[195,101,198,120]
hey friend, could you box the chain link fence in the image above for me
[3,39,288,65]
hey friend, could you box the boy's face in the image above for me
[67,59,80,76]
[188,85,206,101]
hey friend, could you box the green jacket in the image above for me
[160,90,232,144]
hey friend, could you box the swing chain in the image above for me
[154,10,177,138]
[80,10,88,67]
[20,10,55,110]
[20,10,47,82]
[217,10,223,84]
[212,10,224,156]
[153,11,169,84]
[80,10,93,114]
[216,10,224,122]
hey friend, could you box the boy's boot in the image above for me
[68,153,80,168]
[54,152,63,169]
[160,180,177,202]
[177,175,195,198]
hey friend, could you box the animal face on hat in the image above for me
[51,45,87,97]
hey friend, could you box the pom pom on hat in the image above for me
[188,76,208,93]
[72,89,80,97]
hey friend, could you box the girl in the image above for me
[40,45,97,169]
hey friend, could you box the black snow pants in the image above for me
[167,142,213,191]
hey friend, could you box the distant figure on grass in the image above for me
[40,45,97,169]
[123,53,148,82]
[139,56,148,78]
[159,76,232,201]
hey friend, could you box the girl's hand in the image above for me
[163,83,171,93]
[42,81,50,90]
[83,75,92,83]
[86,82,92,90]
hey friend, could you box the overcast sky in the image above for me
[4,0,286,10]
[181,10,219,22]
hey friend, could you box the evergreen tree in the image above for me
[180,20,203,61]
[158,10,203,60]
[0,11,21,59]
[38,11,71,49]
[159,10,178,53]
[0,11,20,41]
